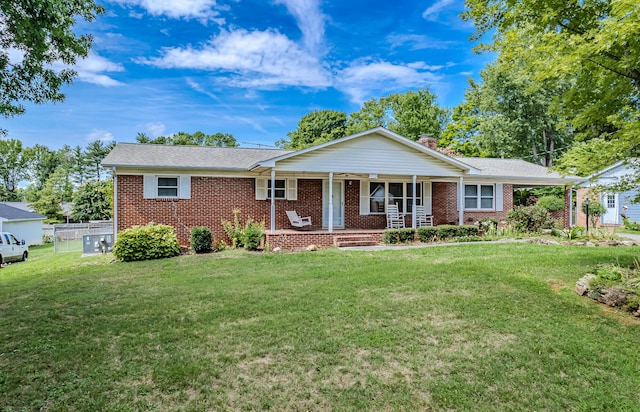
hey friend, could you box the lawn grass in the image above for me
[1,243,639,410]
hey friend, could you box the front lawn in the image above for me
[1,243,639,410]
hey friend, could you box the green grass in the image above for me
[1,243,639,411]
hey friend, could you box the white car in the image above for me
[0,232,28,265]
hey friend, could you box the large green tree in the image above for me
[29,166,68,223]
[346,88,449,140]
[85,140,115,181]
[71,180,112,222]
[463,0,640,174]
[443,61,574,165]
[0,0,105,123]
[0,138,30,200]
[278,110,348,150]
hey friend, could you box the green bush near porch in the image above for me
[113,223,180,262]
[383,228,416,244]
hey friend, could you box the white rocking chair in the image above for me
[414,205,433,227]
[386,203,405,229]
[286,210,312,229]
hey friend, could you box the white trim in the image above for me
[495,183,503,212]
[113,167,118,242]
[464,183,496,211]
[359,179,370,215]
[270,170,276,234]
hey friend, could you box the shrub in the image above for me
[581,200,607,228]
[383,228,415,244]
[478,218,498,233]
[536,195,565,212]
[435,225,459,239]
[622,217,640,231]
[113,223,180,262]
[212,239,227,252]
[457,225,480,237]
[418,226,438,242]
[190,226,212,253]
[507,205,555,233]
[42,234,54,244]
[221,209,265,250]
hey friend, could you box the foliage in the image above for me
[382,228,416,244]
[507,206,555,233]
[536,196,565,212]
[221,209,264,250]
[29,167,69,223]
[277,110,347,149]
[622,217,640,232]
[582,200,607,228]
[137,131,239,147]
[345,88,449,140]
[71,180,113,222]
[112,223,180,262]
[0,138,30,200]
[477,218,498,233]
[0,0,105,122]
[85,140,115,181]
[417,226,438,242]
[190,226,212,253]
[444,60,573,166]
[463,0,640,185]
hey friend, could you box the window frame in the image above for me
[157,176,179,198]
[267,179,287,200]
[368,181,423,214]
[464,183,495,210]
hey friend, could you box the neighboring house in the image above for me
[0,204,46,245]
[102,127,580,248]
[7,201,74,223]
[576,159,639,227]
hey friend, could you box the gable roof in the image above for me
[0,204,46,221]
[102,143,292,170]
[455,158,581,185]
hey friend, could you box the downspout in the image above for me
[458,176,464,225]
[328,172,334,233]
[112,167,118,242]
[412,175,417,228]
[270,169,276,234]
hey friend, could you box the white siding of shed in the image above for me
[275,134,464,176]
[3,220,44,245]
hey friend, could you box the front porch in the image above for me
[266,228,385,250]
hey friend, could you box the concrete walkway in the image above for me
[618,233,640,242]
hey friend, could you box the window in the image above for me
[267,179,286,199]
[157,177,178,197]
[369,181,423,213]
[465,184,494,210]
[606,194,615,208]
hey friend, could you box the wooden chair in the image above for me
[286,211,312,229]
[414,205,433,227]
[386,203,405,228]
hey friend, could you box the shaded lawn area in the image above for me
[1,243,639,411]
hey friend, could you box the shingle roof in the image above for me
[102,143,292,170]
[456,157,566,179]
[0,204,46,220]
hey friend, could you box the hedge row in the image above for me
[383,225,480,244]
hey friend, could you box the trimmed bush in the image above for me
[113,223,180,262]
[418,226,438,242]
[436,225,459,239]
[536,195,565,212]
[456,225,480,237]
[190,226,212,253]
[507,205,555,233]
[383,228,415,244]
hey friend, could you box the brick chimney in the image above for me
[417,134,438,150]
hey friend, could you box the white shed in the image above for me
[0,204,46,245]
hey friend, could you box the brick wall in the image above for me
[117,175,520,247]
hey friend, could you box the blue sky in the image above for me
[4,0,493,150]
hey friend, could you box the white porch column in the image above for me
[458,176,464,225]
[328,172,334,233]
[112,167,118,241]
[270,169,276,234]
[412,175,417,228]
[568,186,574,228]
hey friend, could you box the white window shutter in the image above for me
[286,178,297,200]
[456,182,459,211]
[360,179,370,215]
[495,183,503,211]
[255,178,268,200]
[424,182,432,214]
[179,175,191,199]
[143,175,155,199]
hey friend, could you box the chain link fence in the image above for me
[54,222,113,253]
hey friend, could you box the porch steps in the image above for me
[333,234,379,248]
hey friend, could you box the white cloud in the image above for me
[141,29,332,89]
[146,122,166,137]
[109,0,224,23]
[274,0,326,55]
[87,129,115,143]
[335,60,443,103]
[74,53,125,87]
[422,0,456,21]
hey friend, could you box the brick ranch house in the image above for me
[102,127,580,249]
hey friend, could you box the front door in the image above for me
[322,180,344,228]
[602,193,618,225]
